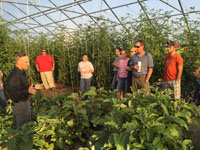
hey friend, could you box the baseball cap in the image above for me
[167,41,178,48]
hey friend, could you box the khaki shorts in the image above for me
[132,74,150,94]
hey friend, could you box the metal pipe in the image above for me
[137,0,157,34]
[103,0,130,35]
[5,0,92,24]
[0,6,39,33]
[6,0,146,24]
[25,0,146,30]
[27,0,72,36]
[159,0,181,13]
[177,0,191,34]
[75,0,101,29]
[48,0,82,30]
[1,0,54,9]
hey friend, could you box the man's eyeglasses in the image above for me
[135,46,141,48]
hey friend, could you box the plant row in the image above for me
[0,87,200,150]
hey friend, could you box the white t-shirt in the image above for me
[78,61,94,79]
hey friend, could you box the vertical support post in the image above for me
[0,2,3,20]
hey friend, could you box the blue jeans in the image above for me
[0,90,8,109]
[80,77,92,93]
[117,77,127,93]
[193,83,200,102]
[111,71,118,91]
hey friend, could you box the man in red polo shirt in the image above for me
[35,49,56,90]
[162,41,183,99]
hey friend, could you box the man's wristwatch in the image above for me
[145,80,149,82]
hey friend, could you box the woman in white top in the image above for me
[78,54,94,94]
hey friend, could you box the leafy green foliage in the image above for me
[0,8,200,98]
[0,87,199,150]
[0,8,200,149]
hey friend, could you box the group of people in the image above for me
[77,39,186,101]
[0,40,200,129]
[111,40,183,99]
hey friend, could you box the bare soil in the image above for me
[40,83,72,98]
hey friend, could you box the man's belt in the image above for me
[133,74,146,78]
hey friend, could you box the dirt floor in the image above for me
[40,83,75,98]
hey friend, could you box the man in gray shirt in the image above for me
[111,48,121,91]
[130,40,153,93]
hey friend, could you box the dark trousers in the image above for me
[194,84,200,102]
[80,77,92,93]
[111,71,118,91]
[117,77,128,93]
[0,90,8,109]
[12,100,31,128]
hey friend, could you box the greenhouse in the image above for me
[0,0,200,150]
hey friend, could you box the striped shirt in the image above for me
[113,56,121,71]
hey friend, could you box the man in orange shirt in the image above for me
[162,41,183,99]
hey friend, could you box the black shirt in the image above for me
[7,66,30,102]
